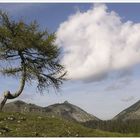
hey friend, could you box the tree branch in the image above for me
[0,52,26,111]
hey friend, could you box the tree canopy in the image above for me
[0,10,66,110]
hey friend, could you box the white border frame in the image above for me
[0,0,140,3]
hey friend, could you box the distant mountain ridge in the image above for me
[113,100,140,121]
[4,100,99,122]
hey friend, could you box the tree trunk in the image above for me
[0,63,26,111]
[0,94,8,111]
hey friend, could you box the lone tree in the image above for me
[0,11,66,111]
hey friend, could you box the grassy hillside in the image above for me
[0,112,139,137]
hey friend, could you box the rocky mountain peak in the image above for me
[63,101,69,104]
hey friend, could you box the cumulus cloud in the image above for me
[56,4,140,82]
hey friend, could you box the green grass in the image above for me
[0,112,139,137]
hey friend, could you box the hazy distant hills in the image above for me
[113,100,140,121]
[4,100,99,122]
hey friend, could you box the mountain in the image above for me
[3,100,99,122]
[113,100,140,121]
[4,100,44,114]
[44,101,99,122]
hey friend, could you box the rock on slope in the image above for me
[113,100,140,121]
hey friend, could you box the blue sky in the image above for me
[0,3,140,120]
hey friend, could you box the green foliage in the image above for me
[0,10,66,93]
[83,119,140,134]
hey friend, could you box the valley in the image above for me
[0,100,139,137]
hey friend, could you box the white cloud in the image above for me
[56,4,140,82]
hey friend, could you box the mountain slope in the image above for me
[4,100,44,114]
[113,100,140,121]
[3,100,99,122]
[44,101,99,122]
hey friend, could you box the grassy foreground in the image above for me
[0,112,139,137]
